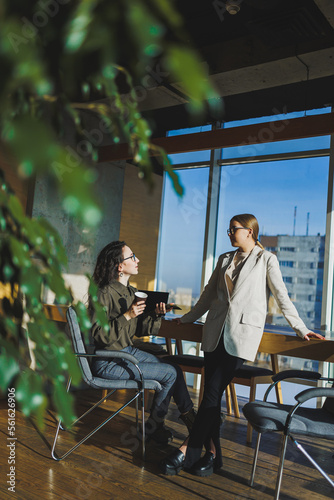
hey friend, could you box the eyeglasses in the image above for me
[123,253,136,262]
[227,227,249,236]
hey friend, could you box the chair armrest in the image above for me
[264,370,321,401]
[272,370,322,383]
[295,386,334,404]
[283,385,334,434]
[75,351,146,388]
[94,350,139,365]
[75,351,139,365]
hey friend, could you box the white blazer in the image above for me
[180,245,309,362]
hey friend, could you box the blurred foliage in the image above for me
[0,0,219,428]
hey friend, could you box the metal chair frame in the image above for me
[51,307,159,461]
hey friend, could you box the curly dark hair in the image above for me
[92,240,126,288]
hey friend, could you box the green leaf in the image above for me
[75,300,94,335]
[5,117,102,229]
[16,371,48,429]
[9,236,31,268]
[157,148,184,196]
[21,266,42,297]
[65,0,100,52]
[126,2,164,58]
[60,345,82,386]
[148,0,183,27]
[165,45,219,112]
[8,194,25,223]
[82,279,110,339]
[52,378,76,428]
[43,267,71,304]
[36,218,68,266]
[0,355,20,392]
[0,20,51,100]
[50,147,102,228]
[4,117,57,175]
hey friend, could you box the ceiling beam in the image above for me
[98,112,334,163]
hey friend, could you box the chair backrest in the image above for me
[66,307,93,385]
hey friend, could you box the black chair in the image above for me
[161,335,206,404]
[231,364,277,442]
[162,338,241,412]
[243,369,334,499]
[51,307,161,461]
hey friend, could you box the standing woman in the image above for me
[90,241,196,445]
[161,213,324,476]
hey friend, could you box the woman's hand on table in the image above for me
[304,331,325,341]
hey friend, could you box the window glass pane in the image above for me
[221,107,331,159]
[221,136,330,160]
[169,150,211,164]
[215,156,329,332]
[156,167,209,314]
[224,106,331,128]
[167,125,212,165]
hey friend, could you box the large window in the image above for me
[158,113,330,327]
[157,113,331,329]
[156,126,212,312]
[156,109,333,400]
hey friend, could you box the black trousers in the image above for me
[183,334,244,469]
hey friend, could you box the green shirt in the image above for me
[90,281,162,351]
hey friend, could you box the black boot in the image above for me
[160,449,185,475]
[145,417,173,445]
[178,407,197,432]
[189,451,222,477]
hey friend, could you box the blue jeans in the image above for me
[91,346,193,420]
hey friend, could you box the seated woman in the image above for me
[89,240,196,445]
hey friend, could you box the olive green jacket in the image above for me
[90,281,162,351]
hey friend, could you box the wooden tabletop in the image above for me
[159,318,334,363]
[43,304,334,363]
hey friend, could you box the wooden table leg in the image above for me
[225,385,232,415]
[230,383,240,418]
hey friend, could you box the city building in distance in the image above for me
[261,234,325,330]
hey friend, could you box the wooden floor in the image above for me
[0,387,333,500]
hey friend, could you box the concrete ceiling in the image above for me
[138,0,334,135]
